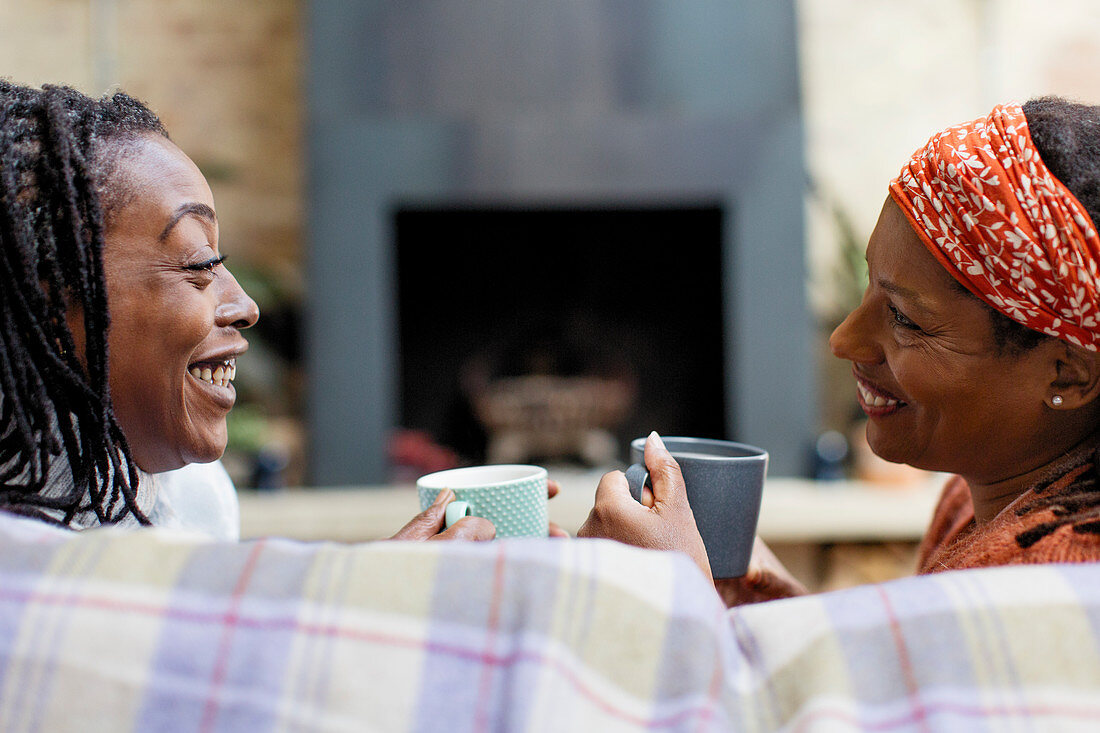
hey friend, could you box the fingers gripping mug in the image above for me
[416,465,549,538]
[625,437,767,578]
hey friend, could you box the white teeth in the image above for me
[189,358,237,387]
[858,382,899,408]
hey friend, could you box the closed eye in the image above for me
[182,255,226,272]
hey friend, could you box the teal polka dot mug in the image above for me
[416,465,548,538]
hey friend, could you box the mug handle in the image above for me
[624,463,651,503]
[444,500,472,528]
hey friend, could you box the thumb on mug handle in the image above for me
[624,464,651,503]
[444,500,472,528]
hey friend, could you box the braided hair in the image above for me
[0,80,167,526]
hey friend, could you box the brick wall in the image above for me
[0,0,303,275]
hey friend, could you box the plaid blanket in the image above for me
[0,514,1098,732]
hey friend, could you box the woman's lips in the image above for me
[855,376,906,417]
[188,357,236,388]
[186,357,237,409]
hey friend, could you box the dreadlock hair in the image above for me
[0,80,167,527]
[1003,96,1100,548]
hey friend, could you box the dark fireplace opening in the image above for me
[393,203,727,470]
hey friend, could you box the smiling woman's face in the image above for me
[101,134,259,473]
[828,197,1073,484]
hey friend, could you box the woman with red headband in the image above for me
[580,97,1100,605]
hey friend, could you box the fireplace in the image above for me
[394,203,726,465]
[306,1,812,483]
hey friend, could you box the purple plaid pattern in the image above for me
[0,514,1098,731]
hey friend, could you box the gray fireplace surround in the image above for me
[306,1,816,482]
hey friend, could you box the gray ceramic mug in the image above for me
[626,436,768,579]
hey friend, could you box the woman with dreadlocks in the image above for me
[0,80,494,540]
[580,97,1100,604]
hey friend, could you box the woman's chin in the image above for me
[184,434,229,467]
[863,428,913,468]
[152,430,228,473]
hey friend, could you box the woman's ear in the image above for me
[1049,342,1100,409]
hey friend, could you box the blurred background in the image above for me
[4,0,1100,586]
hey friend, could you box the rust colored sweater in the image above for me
[917,450,1100,574]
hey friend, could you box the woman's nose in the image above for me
[829,300,882,364]
[215,270,260,330]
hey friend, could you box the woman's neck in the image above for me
[967,467,1049,523]
[964,428,1100,523]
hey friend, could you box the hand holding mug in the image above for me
[395,475,567,541]
[578,432,712,580]
[713,536,808,607]
[623,434,768,579]
[416,465,550,539]
[390,488,496,541]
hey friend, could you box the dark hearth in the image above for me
[394,203,727,466]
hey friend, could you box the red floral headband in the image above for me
[890,103,1100,351]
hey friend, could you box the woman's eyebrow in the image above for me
[879,278,930,308]
[158,202,217,241]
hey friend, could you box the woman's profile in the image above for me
[0,80,502,540]
[581,97,1100,604]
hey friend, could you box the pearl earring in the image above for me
[1052,395,1064,406]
